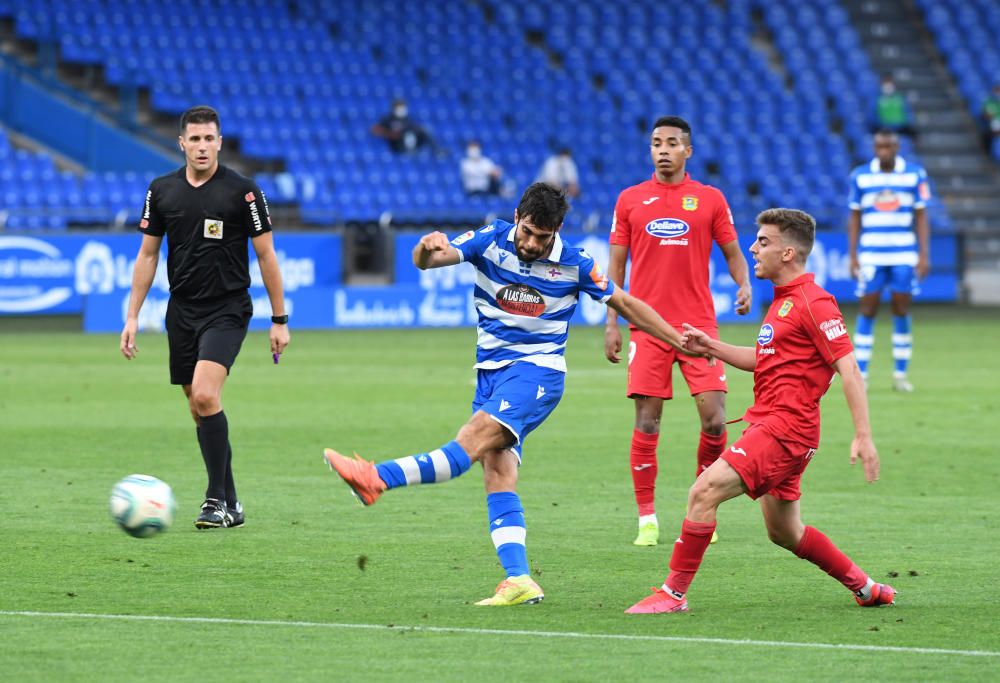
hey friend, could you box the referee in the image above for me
[120,105,290,529]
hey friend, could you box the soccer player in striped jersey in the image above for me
[324,183,701,606]
[847,130,931,392]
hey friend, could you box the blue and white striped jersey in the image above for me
[450,220,615,373]
[847,156,930,267]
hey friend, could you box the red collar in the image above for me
[773,272,815,295]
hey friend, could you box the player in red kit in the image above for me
[626,208,894,614]
[605,116,751,546]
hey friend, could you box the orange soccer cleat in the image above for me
[323,449,387,506]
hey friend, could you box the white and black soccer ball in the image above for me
[109,474,177,538]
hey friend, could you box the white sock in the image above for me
[639,514,658,528]
[854,577,876,600]
[660,582,684,599]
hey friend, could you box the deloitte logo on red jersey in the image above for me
[645,218,689,246]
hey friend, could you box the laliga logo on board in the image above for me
[757,323,775,345]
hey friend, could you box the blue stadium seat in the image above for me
[0,0,958,231]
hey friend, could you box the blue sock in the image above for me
[892,315,912,377]
[375,440,471,490]
[854,314,875,377]
[487,492,529,577]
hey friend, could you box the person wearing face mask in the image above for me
[536,147,580,198]
[371,98,438,154]
[460,140,507,197]
[871,74,917,139]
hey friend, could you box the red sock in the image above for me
[794,525,869,592]
[665,518,717,596]
[696,430,727,478]
[630,429,659,517]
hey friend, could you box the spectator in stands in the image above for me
[460,140,509,197]
[371,98,438,154]
[981,83,1000,159]
[872,74,917,140]
[537,147,580,198]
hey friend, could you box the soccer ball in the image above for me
[109,474,177,538]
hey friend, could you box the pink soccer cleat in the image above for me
[856,583,896,607]
[625,587,689,614]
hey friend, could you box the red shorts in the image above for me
[626,328,728,399]
[721,423,817,501]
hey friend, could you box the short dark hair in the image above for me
[874,128,899,141]
[517,182,569,230]
[652,115,692,142]
[180,105,221,134]
[756,208,816,262]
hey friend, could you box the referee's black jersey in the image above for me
[138,165,272,301]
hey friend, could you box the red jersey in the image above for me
[743,273,854,450]
[610,173,738,328]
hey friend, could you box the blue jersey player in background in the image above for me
[847,129,931,392]
[323,183,700,606]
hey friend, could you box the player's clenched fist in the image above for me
[413,230,462,270]
[419,231,451,252]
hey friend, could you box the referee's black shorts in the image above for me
[165,291,253,386]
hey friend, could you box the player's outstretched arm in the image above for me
[120,234,162,360]
[833,353,879,483]
[603,244,629,363]
[607,288,693,354]
[413,231,462,270]
[681,323,756,371]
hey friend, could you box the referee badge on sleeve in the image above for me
[204,219,223,239]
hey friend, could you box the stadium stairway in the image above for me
[842,0,1000,300]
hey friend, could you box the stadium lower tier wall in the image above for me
[0,232,959,332]
[0,58,176,173]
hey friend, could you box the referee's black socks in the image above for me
[197,411,230,502]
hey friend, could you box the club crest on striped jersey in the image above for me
[777,299,793,318]
[496,284,546,317]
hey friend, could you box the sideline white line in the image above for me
[1,610,997,658]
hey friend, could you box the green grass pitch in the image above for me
[1,305,998,681]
